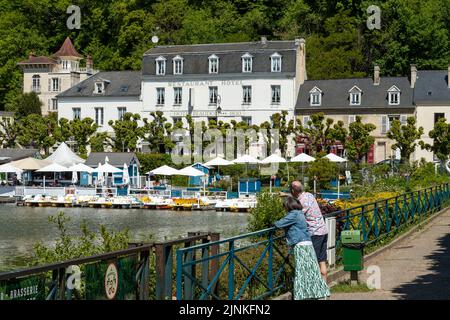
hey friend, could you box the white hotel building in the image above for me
[57,37,307,132]
[141,37,307,125]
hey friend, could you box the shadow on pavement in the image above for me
[391,227,450,300]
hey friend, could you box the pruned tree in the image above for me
[387,117,424,164]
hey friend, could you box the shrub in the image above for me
[248,192,285,232]
[307,158,339,190]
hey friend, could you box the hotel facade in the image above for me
[53,38,449,163]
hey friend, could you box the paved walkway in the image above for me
[331,208,450,300]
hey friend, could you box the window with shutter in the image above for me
[381,115,387,134]
[400,115,407,125]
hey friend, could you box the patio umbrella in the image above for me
[261,154,288,193]
[178,166,206,188]
[0,163,24,174]
[122,163,130,185]
[68,163,94,173]
[232,154,260,177]
[147,165,180,176]
[203,156,232,179]
[37,163,70,188]
[10,157,52,171]
[323,153,348,199]
[290,153,316,183]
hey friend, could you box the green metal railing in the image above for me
[325,183,450,262]
[176,183,450,300]
[176,228,294,300]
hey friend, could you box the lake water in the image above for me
[0,204,249,272]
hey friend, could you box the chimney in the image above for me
[86,55,93,74]
[410,64,417,88]
[373,65,380,85]
[261,36,267,45]
[448,65,450,88]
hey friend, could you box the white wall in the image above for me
[141,77,296,125]
[57,96,143,133]
[414,105,450,162]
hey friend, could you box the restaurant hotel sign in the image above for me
[167,80,243,87]
[0,275,46,300]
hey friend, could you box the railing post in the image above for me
[183,237,195,300]
[155,244,173,300]
[139,250,150,300]
[385,199,390,234]
[58,267,66,300]
[228,240,235,300]
[361,205,366,242]
[268,231,273,291]
[176,250,183,300]
[209,233,220,297]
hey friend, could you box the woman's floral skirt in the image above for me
[293,241,330,300]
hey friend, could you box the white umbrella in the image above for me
[36,163,70,172]
[147,165,180,176]
[323,153,347,163]
[260,154,287,164]
[203,157,232,180]
[290,153,316,184]
[37,163,70,188]
[204,157,233,167]
[232,155,261,164]
[177,166,206,177]
[0,163,24,174]
[323,153,347,199]
[68,163,94,173]
[122,163,130,185]
[261,154,287,193]
[92,163,122,174]
[290,153,316,163]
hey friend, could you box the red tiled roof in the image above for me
[18,55,57,65]
[53,37,83,58]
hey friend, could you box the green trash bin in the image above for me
[341,230,364,271]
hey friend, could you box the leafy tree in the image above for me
[387,117,424,163]
[344,116,376,164]
[17,114,58,155]
[0,117,19,148]
[270,111,294,157]
[71,118,99,156]
[14,92,42,118]
[419,118,450,163]
[108,112,144,152]
[295,112,337,156]
[307,158,339,190]
[89,132,109,153]
[143,111,174,153]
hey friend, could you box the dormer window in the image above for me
[309,86,322,106]
[388,85,401,105]
[349,86,362,105]
[173,56,183,75]
[242,53,253,73]
[271,53,282,72]
[94,82,105,94]
[209,54,219,74]
[156,56,166,75]
[61,60,69,70]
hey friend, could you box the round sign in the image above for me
[104,263,119,300]
[151,35,159,44]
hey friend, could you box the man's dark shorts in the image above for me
[311,234,328,263]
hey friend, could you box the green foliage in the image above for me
[248,192,285,232]
[1,0,449,111]
[296,112,341,156]
[344,116,377,163]
[13,92,42,118]
[143,111,174,153]
[136,153,174,175]
[307,158,339,190]
[387,117,424,163]
[32,212,130,266]
[71,118,99,156]
[420,118,450,163]
[108,112,144,152]
[17,113,58,155]
[89,132,109,153]
[0,117,19,148]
